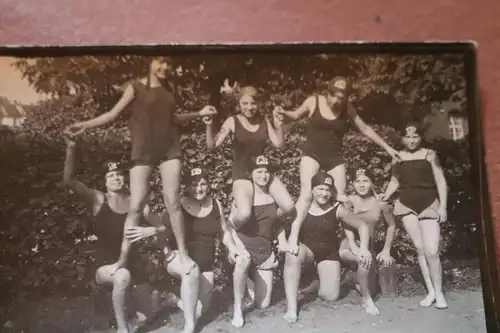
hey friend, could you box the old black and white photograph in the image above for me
[0,45,490,333]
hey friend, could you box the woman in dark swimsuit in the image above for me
[276,77,399,255]
[65,57,217,277]
[283,171,372,323]
[382,122,448,309]
[63,137,167,333]
[160,167,242,333]
[338,168,397,315]
[204,86,295,234]
[227,155,289,328]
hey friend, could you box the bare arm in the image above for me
[279,95,314,121]
[428,149,448,207]
[347,104,397,156]
[217,199,239,253]
[82,84,135,129]
[344,228,360,255]
[62,139,101,211]
[337,205,370,252]
[175,106,217,123]
[206,117,234,150]
[383,164,400,200]
[380,202,397,253]
[265,115,285,150]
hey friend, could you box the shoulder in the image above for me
[92,191,106,215]
[379,200,392,213]
[223,116,236,130]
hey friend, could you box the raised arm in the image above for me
[175,105,218,123]
[66,84,135,137]
[277,95,314,121]
[347,104,399,159]
[428,149,448,221]
[206,116,234,151]
[265,110,285,150]
[62,137,102,213]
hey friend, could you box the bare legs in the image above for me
[403,215,447,309]
[339,249,379,315]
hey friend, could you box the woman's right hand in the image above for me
[202,116,213,125]
[286,238,300,256]
[65,122,87,137]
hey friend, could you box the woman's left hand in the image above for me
[200,105,218,117]
[125,226,156,243]
[272,106,285,126]
[376,250,394,268]
[387,147,401,162]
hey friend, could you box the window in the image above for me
[449,116,465,140]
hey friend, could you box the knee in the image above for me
[184,264,201,283]
[285,252,301,268]
[318,288,339,302]
[424,247,439,259]
[414,244,426,257]
[113,268,132,290]
[233,255,251,274]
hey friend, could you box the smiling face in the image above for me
[326,90,346,108]
[251,167,271,187]
[312,184,333,205]
[105,170,126,193]
[353,174,373,197]
[150,57,172,80]
[238,87,259,119]
[187,177,209,201]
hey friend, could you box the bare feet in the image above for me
[419,292,436,307]
[284,310,298,324]
[182,323,196,333]
[435,292,448,309]
[362,298,380,316]
[231,310,245,328]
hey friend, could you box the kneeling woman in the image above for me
[283,171,372,323]
[229,155,289,328]
[162,167,243,333]
[338,168,398,315]
[382,122,448,309]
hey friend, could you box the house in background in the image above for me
[0,97,27,127]
[423,99,468,142]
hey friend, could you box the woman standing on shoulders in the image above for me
[382,122,448,309]
[65,57,217,277]
[276,77,399,256]
[204,86,296,231]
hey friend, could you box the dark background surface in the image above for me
[0,0,498,304]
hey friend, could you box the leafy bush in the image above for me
[0,97,475,300]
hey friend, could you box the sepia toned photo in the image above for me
[0,44,492,333]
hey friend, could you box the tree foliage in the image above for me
[0,53,474,300]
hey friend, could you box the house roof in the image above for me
[0,97,26,118]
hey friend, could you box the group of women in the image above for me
[63,56,450,333]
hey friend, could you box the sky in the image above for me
[0,57,45,105]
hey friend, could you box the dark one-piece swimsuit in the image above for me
[236,202,278,266]
[302,95,350,171]
[393,149,439,218]
[231,115,269,181]
[128,80,182,167]
[300,202,342,263]
[92,197,149,285]
[166,199,221,273]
